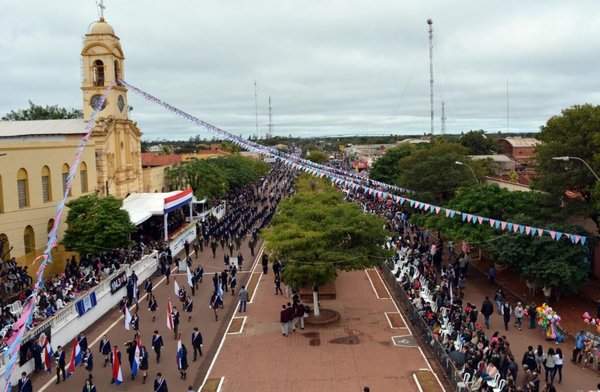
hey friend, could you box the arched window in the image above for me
[0,233,9,260]
[17,168,29,208]
[41,165,52,203]
[93,59,105,86]
[80,162,89,193]
[114,60,120,81]
[0,174,4,213]
[47,219,55,234]
[23,225,35,262]
[62,164,72,196]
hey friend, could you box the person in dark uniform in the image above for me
[149,293,158,322]
[237,252,244,271]
[249,238,256,257]
[145,278,153,301]
[172,306,180,339]
[140,345,149,384]
[210,238,218,258]
[194,265,203,285]
[229,274,237,296]
[18,372,32,392]
[275,275,283,295]
[82,378,96,392]
[261,253,268,274]
[126,341,136,380]
[220,270,229,292]
[83,348,93,371]
[164,264,171,285]
[191,327,203,361]
[212,273,220,292]
[99,334,111,367]
[193,241,199,259]
[130,312,140,331]
[272,260,281,278]
[184,240,190,258]
[154,372,168,392]
[184,297,193,322]
[54,345,66,384]
[32,339,43,373]
[178,344,189,380]
[210,291,221,321]
[152,330,164,363]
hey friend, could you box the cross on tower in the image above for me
[96,0,106,19]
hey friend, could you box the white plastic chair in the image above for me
[486,373,500,388]
[493,379,506,392]
[456,372,471,392]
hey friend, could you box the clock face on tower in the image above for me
[118,95,125,112]
[90,94,107,111]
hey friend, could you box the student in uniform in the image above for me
[152,330,164,363]
[145,278,153,301]
[83,348,94,371]
[99,334,111,367]
[191,327,203,361]
[54,345,66,384]
[154,372,168,392]
[148,293,158,322]
[184,297,193,322]
[109,345,121,384]
[82,378,97,392]
[139,345,149,384]
[17,372,32,392]
[130,312,140,331]
[172,306,180,339]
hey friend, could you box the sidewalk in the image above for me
[203,268,445,392]
[461,258,600,391]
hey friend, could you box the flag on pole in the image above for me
[176,333,183,370]
[166,299,174,330]
[174,279,180,297]
[133,283,139,304]
[42,340,53,373]
[112,346,123,385]
[186,266,194,288]
[217,281,223,301]
[66,337,82,378]
[124,306,132,331]
[131,334,140,377]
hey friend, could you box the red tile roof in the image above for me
[141,152,182,167]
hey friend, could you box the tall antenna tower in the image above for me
[267,96,273,138]
[506,80,510,133]
[427,19,434,139]
[441,101,446,135]
[254,81,259,139]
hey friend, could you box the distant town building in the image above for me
[497,137,540,164]
[469,154,516,176]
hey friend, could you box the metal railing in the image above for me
[0,251,158,367]
[380,263,465,391]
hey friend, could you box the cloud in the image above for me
[1,0,600,140]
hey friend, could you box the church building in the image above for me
[0,17,144,270]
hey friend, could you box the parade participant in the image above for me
[82,378,96,392]
[152,330,164,363]
[184,296,193,322]
[154,372,168,392]
[140,345,149,384]
[210,291,222,321]
[192,327,203,361]
[149,293,158,322]
[18,372,32,392]
[145,278,153,301]
[99,334,111,367]
[83,348,94,371]
[54,345,66,384]
[172,306,180,338]
[130,311,140,331]
[274,274,283,295]
[178,344,189,380]
[229,274,237,296]
[109,345,121,384]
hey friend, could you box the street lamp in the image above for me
[552,156,600,181]
[455,161,479,184]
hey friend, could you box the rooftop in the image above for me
[499,137,541,148]
[141,152,181,167]
[0,119,86,137]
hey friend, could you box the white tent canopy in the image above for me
[122,191,181,226]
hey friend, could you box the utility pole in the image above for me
[441,101,446,135]
[254,81,259,139]
[268,96,273,138]
[427,19,434,140]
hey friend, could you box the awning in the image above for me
[122,188,193,225]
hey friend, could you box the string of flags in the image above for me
[1,85,113,391]
[120,80,587,246]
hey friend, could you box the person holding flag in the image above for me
[176,333,189,380]
[186,263,195,296]
[66,336,83,378]
[124,305,132,331]
[110,344,123,384]
[42,336,54,373]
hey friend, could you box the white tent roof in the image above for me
[122,191,180,226]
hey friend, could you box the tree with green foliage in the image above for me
[261,175,391,315]
[397,142,492,202]
[534,104,600,227]
[490,219,589,294]
[305,149,328,164]
[209,156,270,189]
[460,130,498,155]
[2,100,83,120]
[63,194,136,255]
[369,145,413,184]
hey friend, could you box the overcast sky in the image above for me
[2,1,600,141]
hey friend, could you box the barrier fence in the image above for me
[380,263,465,391]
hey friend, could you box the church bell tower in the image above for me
[81,17,143,198]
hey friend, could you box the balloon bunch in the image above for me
[536,303,565,342]
[582,312,600,334]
